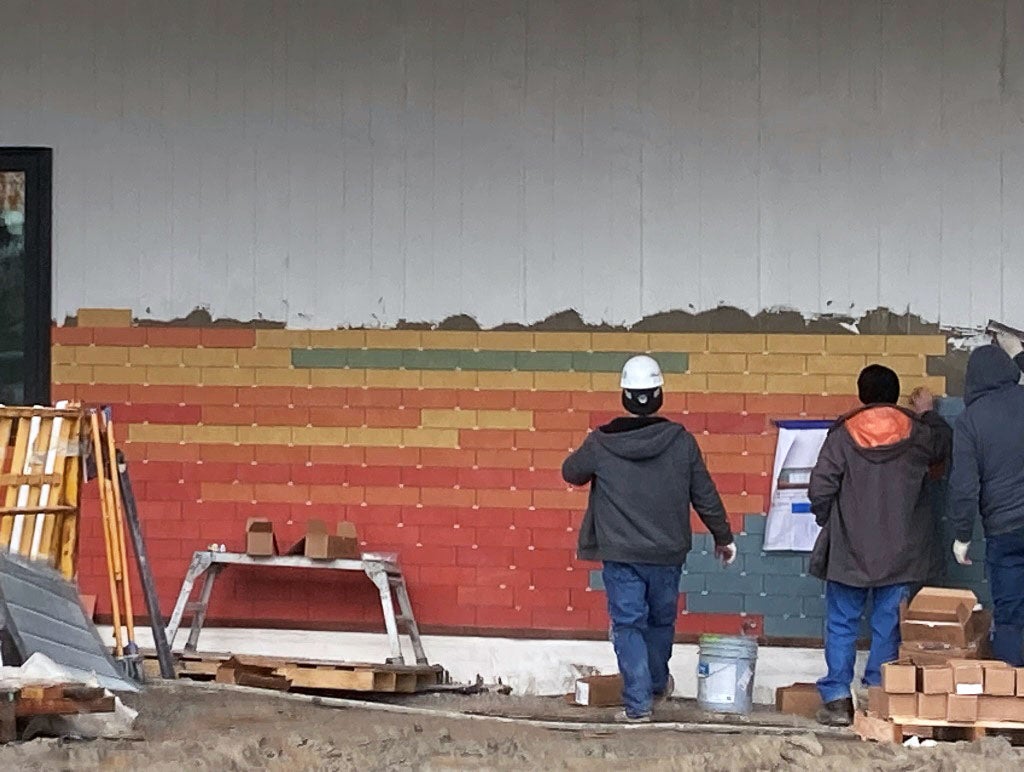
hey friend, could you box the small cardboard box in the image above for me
[946,694,979,723]
[881,661,917,694]
[245,518,276,556]
[900,588,990,648]
[288,520,360,559]
[775,683,822,719]
[978,696,1024,723]
[573,674,623,707]
[983,662,1016,696]
[917,692,947,721]
[899,640,982,667]
[868,687,916,719]
[917,665,953,694]
[951,660,984,695]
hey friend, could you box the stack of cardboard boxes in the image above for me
[898,587,990,666]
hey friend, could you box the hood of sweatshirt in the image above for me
[836,404,918,464]
[592,416,684,461]
[965,344,1021,406]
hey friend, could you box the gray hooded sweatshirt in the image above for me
[562,416,732,565]
[949,345,1024,541]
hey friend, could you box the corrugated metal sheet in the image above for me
[0,553,138,692]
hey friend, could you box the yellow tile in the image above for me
[878,353,927,375]
[804,354,867,375]
[51,346,75,365]
[182,348,235,367]
[291,426,350,445]
[764,334,827,354]
[346,427,404,446]
[364,330,422,349]
[663,373,708,391]
[255,329,310,349]
[824,375,859,395]
[533,372,591,391]
[128,424,183,443]
[77,308,133,328]
[689,353,748,373]
[184,425,238,444]
[589,373,621,391]
[132,347,186,367]
[476,410,534,430]
[257,368,313,387]
[143,366,192,385]
[706,373,768,393]
[238,426,293,445]
[708,334,766,353]
[824,335,888,354]
[476,331,535,351]
[917,376,948,395]
[766,374,827,394]
[93,365,142,385]
[590,332,651,352]
[476,371,535,390]
[201,368,256,387]
[76,346,130,366]
[745,354,807,374]
[884,335,947,356]
[305,329,366,348]
[310,369,366,387]
[402,428,460,448]
[532,332,592,351]
[418,370,477,389]
[365,370,423,389]
[421,409,478,428]
[420,330,479,350]
[237,348,291,367]
[52,364,92,384]
[647,333,708,353]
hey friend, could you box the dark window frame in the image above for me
[0,147,52,405]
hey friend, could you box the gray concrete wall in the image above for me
[3,0,1023,330]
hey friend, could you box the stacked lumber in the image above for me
[0,683,115,743]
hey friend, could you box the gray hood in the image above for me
[591,420,684,461]
[965,345,1021,406]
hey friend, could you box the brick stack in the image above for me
[51,308,947,638]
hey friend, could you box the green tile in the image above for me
[403,349,462,370]
[515,351,574,371]
[459,350,518,371]
[291,348,349,368]
[345,349,405,369]
[572,351,630,373]
[657,352,689,373]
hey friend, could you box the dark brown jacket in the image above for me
[808,405,952,588]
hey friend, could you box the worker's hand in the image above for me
[952,540,972,566]
[909,386,934,415]
[715,542,737,566]
[996,331,1024,359]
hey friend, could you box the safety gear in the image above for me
[953,540,972,566]
[620,355,664,390]
[715,542,737,566]
[621,388,663,416]
[816,698,854,727]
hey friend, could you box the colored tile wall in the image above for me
[51,310,948,640]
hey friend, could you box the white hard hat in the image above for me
[620,355,664,390]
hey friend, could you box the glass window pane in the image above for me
[0,170,26,404]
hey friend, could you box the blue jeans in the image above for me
[987,529,1024,666]
[817,581,909,704]
[602,561,681,718]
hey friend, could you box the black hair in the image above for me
[857,364,900,405]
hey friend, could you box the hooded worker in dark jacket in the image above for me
[808,365,952,726]
[562,355,734,723]
[949,338,1024,666]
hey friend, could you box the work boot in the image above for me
[614,710,652,724]
[654,675,675,705]
[816,698,854,727]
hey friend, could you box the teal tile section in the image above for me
[515,351,575,371]
[572,351,629,372]
[345,349,405,368]
[459,350,518,371]
[291,348,349,368]
[403,349,462,370]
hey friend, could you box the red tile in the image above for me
[345,388,403,408]
[364,447,421,467]
[308,446,364,465]
[513,468,568,490]
[255,406,309,426]
[688,394,745,413]
[256,445,310,464]
[474,449,533,469]
[92,327,147,346]
[346,466,403,487]
[706,413,769,434]
[200,328,256,348]
[513,509,572,529]
[456,546,514,567]
[52,326,93,345]
[515,391,573,411]
[203,405,256,425]
[146,327,202,347]
[289,387,347,407]
[183,386,238,405]
[236,386,294,406]
[458,429,515,450]
[456,391,515,410]
[457,467,514,488]
[513,430,573,450]
[401,389,459,408]
[308,407,366,426]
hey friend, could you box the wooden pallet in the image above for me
[854,710,1024,745]
[0,406,84,579]
[0,682,115,742]
[142,650,447,694]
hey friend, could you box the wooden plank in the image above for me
[0,474,62,486]
[18,684,67,701]
[0,418,30,546]
[0,408,84,420]
[15,696,115,717]
[275,666,379,692]
[0,506,77,516]
[853,711,903,744]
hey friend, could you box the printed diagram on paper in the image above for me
[763,421,830,552]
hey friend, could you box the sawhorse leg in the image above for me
[164,552,214,650]
[185,564,223,652]
[390,574,428,665]
[365,562,405,664]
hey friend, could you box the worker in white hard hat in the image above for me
[562,354,736,723]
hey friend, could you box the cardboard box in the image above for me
[245,518,276,556]
[978,696,1024,723]
[917,665,953,694]
[983,662,1016,696]
[868,687,917,719]
[1017,668,1024,697]
[917,692,947,721]
[573,674,623,707]
[881,661,917,694]
[946,694,979,723]
[288,520,360,559]
[899,640,983,667]
[900,588,990,648]
[775,683,822,719]
[951,660,984,695]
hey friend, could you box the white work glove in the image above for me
[995,331,1024,359]
[952,540,972,566]
[715,542,737,566]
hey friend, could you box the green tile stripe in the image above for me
[292,348,689,373]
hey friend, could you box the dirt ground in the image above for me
[1,682,1023,771]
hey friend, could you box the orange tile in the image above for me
[744,394,805,415]
[421,487,476,507]
[476,489,534,508]
[363,447,422,467]
[696,435,746,454]
[458,429,516,450]
[202,405,256,425]
[364,486,420,507]
[687,394,745,413]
